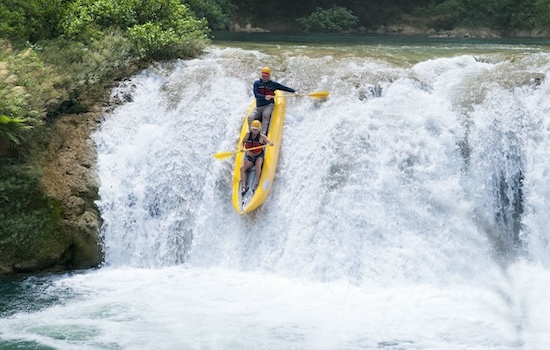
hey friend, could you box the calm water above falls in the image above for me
[1,36,550,349]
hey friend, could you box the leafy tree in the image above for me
[183,0,237,30]
[297,6,359,32]
[0,0,214,149]
[429,0,544,30]
[0,0,67,43]
[61,0,210,60]
[534,0,550,27]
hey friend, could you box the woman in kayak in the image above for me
[240,120,273,195]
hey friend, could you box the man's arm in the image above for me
[272,81,296,93]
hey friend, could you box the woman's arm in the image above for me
[242,132,250,150]
[261,134,274,146]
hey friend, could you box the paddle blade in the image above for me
[307,91,330,98]
[213,151,234,160]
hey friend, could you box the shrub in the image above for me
[429,0,546,30]
[297,6,359,32]
[1,0,213,150]
[183,0,237,30]
[1,0,213,149]
[0,41,58,151]
[0,116,33,147]
[61,0,209,60]
[39,33,136,112]
[0,162,65,263]
[0,34,135,151]
[0,0,66,43]
[534,0,550,27]
[127,18,208,60]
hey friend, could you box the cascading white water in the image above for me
[2,41,550,350]
[97,47,550,277]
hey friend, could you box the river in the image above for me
[1,34,550,349]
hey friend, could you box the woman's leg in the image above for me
[241,158,253,191]
[253,157,264,190]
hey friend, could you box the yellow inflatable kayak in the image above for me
[232,90,286,214]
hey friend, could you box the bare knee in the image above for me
[241,162,252,172]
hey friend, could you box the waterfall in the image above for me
[94,47,550,280]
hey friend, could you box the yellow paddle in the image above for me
[283,91,330,98]
[213,144,269,160]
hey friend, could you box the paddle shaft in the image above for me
[240,144,268,153]
[213,144,269,160]
[282,91,329,98]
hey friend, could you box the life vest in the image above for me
[245,132,264,155]
[258,81,275,98]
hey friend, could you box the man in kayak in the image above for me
[240,120,274,195]
[249,66,298,134]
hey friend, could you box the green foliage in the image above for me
[0,4,24,41]
[0,0,213,272]
[39,33,135,110]
[534,0,550,27]
[0,0,67,43]
[61,0,209,60]
[0,162,65,263]
[0,34,137,150]
[127,18,209,60]
[183,0,237,30]
[0,0,213,149]
[1,45,65,116]
[429,0,544,30]
[297,6,359,32]
[0,42,58,150]
[0,116,33,146]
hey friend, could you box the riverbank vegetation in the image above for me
[1,0,211,157]
[232,0,550,34]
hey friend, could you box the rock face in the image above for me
[0,110,107,275]
[231,23,270,33]
[40,109,104,272]
[0,111,104,274]
[0,109,104,274]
